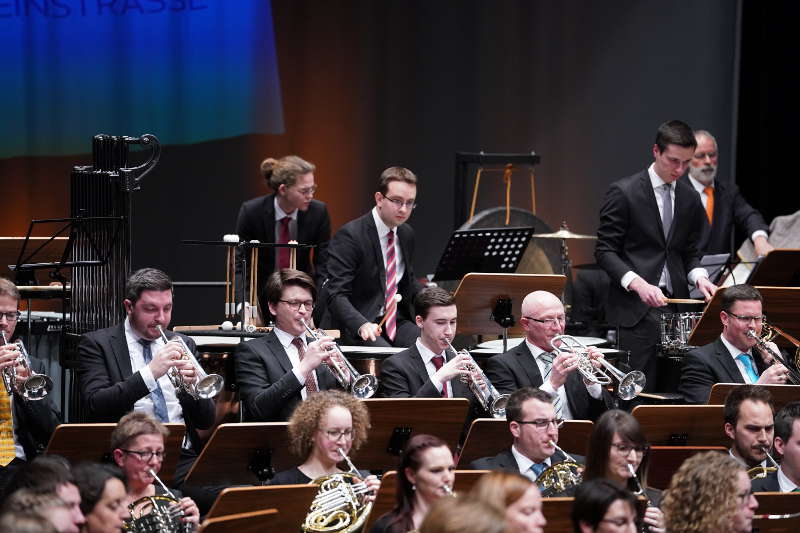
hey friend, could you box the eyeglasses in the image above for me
[725,311,766,324]
[279,299,315,311]
[296,185,318,196]
[517,418,564,429]
[380,192,417,210]
[600,517,637,527]
[737,489,754,505]
[0,311,20,322]
[524,315,566,327]
[121,449,166,461]
[610,442,650,455]
[321,428,353,440]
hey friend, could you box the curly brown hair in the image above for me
[287,391,370,460]
[661,451,743,533]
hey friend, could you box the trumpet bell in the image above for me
[617,370,646,401]
[195,374,225,399]
[490,395,510,419]
[350,374,377,399]
[22,374,53,401]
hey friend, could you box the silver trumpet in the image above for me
[0,331,53,401]
[550,334,646,400]
[445,339,509,418]
[300,319,378,399]
[155,326,224,400]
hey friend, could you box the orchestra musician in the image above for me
[417,499,506,533]
[722,385,775,471]
[572,479,638,533]
[72,462,130,533]
[369,434,456,533]
[465,471,547,533]
[235,269,342,422]
[582,410,665,533]
[751,400,800,492]
[1,488,84,533]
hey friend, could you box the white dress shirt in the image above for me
[511,444,551,481]
[415,338,448,396]
[273,326,317,399]
[719,334,759,384]
[371,207,405,314]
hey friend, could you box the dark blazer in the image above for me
[679,176,769,256]
[468,448,584,472]
[596,170,706,327]
[678,337,770,404]
[751,470,781,492]
[235,194,331,287]
[324,212,421,338]
[484,342,612,421]
[235,330,342,421]
[11,358,61,459]
[378,344,474,399]
[77,323,215,451]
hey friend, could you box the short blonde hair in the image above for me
[110,411,169,451]
[287,391,370,460]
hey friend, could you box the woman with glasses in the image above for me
[572,478,638,533]
[110,412,199,528]
[583,410,664,533]
[369,434,455,533]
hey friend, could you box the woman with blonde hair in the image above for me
[465,471,546,533]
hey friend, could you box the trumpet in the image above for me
[746,327,800,385]
[747,445,780,480]
[0,331,53,401]
[550,335,646,400]
[534,440,583,497]
[154,326,224,400]
[125,468,192,533]
[300,319,378,399]
[444,339,509,418]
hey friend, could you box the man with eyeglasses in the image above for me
[679,284,788,404]
[485,290,612,421]
[323,166,422,347]
[722,385,775,470]
[751,400,800,492]
[469,387,583,494]
[235,269,343,422]
[0,277,60,492]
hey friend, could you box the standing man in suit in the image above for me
[77,268,215,485]
[235,155,331,312]
[682,130,773,258]
[724,385,775,471]
[484,290,612,421]
[678,285,789,404]
[235,269,342,422]
[0,278,61,493]
[596,120,717,390]
[324,166,422,347]
[752,401,800,492]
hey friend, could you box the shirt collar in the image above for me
[647,163,671,189]
[416,338,446,364]
[274,197,298,221]
[124,316,162,346]
[525,338,551,360]
[688,174,714,193]
[273,326,304,348]
[511,444,550,473]
[719,333,753,359]
[371,207,393,239]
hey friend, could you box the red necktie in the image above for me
[431,355,448,398]
[384,230,397,342]
[278,216,291,270]
[292,337,318,392]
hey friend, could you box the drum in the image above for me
[659,312,702,355]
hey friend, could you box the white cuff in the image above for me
[688,267,710,286]
[621,271,639,290]
[585,382,603,399]
[751,230,768,242]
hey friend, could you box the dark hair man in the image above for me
[723,385,775,469]
[752,400,800,492]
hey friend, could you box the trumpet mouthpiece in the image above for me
[626,464,637,475]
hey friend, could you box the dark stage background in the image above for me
[2,0,788,328]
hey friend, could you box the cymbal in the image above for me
[534,229,597,240]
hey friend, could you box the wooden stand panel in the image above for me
[646,446,727,490]
[708,383,800,411]
[632,405,726,446]
[206,484,317,522]
[198,508,279,533]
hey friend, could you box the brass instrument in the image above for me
[300,319,378,399]
[444,339,509,418]
[0,331,53,401]
[125,469,193,533]
[534,440,583,497]
[154,325,224,400]
[441,483,455,497]
[550,334,646,400]
[747,325,800,385]
[747,445,780,480]
[302,447,374,533]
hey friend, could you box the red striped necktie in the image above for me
[384,229,397,342]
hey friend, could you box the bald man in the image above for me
[484,291,613,421]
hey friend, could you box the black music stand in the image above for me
[432,227,534,282]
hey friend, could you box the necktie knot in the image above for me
[530,462,546,477]
[292,337,305,355]
[431,355,445,370]
[736,353,759,383]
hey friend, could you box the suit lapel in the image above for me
[713,338,747,382]
[638,173,667,245]
[265,331,294,374]
[263,195,277,268]
[109,324,134,379]
[408,345,432,389]
[364,215,386,287]
[515,343,544,386]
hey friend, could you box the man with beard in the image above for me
[723,385,775,471]
[680,130,773,257]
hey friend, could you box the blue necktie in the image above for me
[531,462,546,477]
[736,353,759,383]
[139,339,170,423]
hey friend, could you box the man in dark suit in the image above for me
[752,401,800,492]
[235,269,342,422]
[468,388,583,494]
[235,155,331,314]
[596,120,717,390]
[0,278,61,493]
[324,166,422,347]
[724,385,775,471]
[77,268,215,485]
[679,285,789,404]
[484,290,612,421]
[682,130,772,258]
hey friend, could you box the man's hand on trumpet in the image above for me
[0,343,26,394]
[432,351,472,387]
[757,361,791,385]
[149,342,185,380]
[297,335,336,377]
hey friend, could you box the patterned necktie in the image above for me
[384,229,398,342]
[278,216,291,269]
[704,186,714,224]
[538,351,563,419]
[431,355,448,398]
[736,353,759,383]
[139,339,170,423]
[0,386,16,466]
[292,337,318,393]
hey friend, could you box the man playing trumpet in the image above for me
[236,269,343,422]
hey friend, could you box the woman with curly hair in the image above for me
[662,451,758,533]
[268,390,379,497]
[466,471,546,533]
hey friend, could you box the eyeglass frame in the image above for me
[516,418,565,429]
[120,449,167,461]
[294,185,318,197]
[379,192,417,210]
[279,299,315,311]
[0,311,20,322]
[523,315,566,327]
[609,442,650,455]
[724,311,766,324]
[320,428,354,440]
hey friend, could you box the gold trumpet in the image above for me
[534,440,583,497]
[444,339,509,418]
[154,326,224,400]
[747,445,780,480]
[0,331,53,401]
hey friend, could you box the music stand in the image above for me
[206,484,317,520]
[453,273,566,351]
[708,384,800,411]
[646,446,727,490]
[45,423,185,485]
[748,249,800,286]
[432,227,534,282]
[631,405,726,446]
[198,508,280,533]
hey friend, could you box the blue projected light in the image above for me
[0,0,283,158]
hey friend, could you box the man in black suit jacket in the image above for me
[682,130,772,258]
[752,401,800,492]
[236,269,343,421]
[484,291,612,421]
[596,120,717,389]
[679,285,789,404]
[468,388,583,495]
[77,268,215,485]
[324,166,422,347]
[0,278,61,493]
[235,156,331,315]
